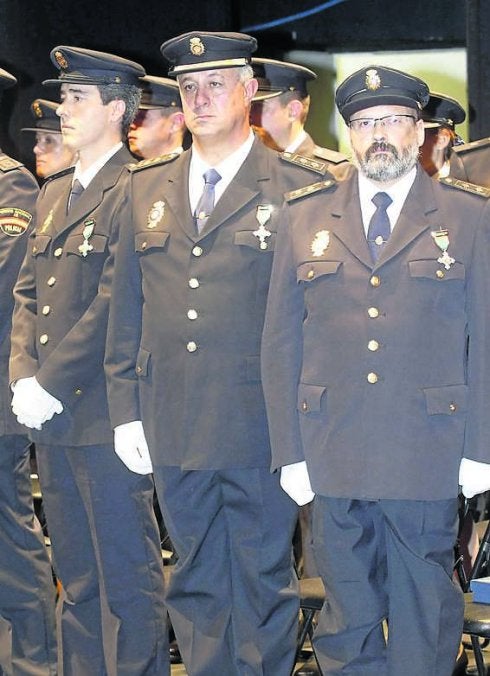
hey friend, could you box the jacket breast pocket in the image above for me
[297,260,342,283]
[234,230,276,253]
[135,231,170,254]
[65,233,108,257]
[31,234,51,257]
[409,259,465,282]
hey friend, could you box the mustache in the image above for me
[365,141,398,159]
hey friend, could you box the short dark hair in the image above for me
[96,82,142,137]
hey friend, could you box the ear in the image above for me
[434,127,452,150]
[170,111,186,132]
[287,99,303,121]
[416,118,425,147]
[244,77,258,103]
[108,98,126,124]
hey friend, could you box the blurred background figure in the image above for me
[419,91,465,178]
[22,98,75,179]
[250,56,350,178]
[128,75,187,159]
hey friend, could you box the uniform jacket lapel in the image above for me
[329,174,373,268]
[55,146,133,238]
[375,166,438,268]
[161,151,195,240]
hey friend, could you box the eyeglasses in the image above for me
[349,114,417,133]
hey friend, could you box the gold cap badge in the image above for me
[365,69,381,91]
[54,50,68,70]
[33,101,43,118]
[190,37,205,57]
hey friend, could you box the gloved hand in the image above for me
[114,421,153,474]
[280,460,315,506]
[459,457,490,498]
[11,376,63,430]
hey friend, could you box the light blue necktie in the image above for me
[367,192,392,262]
[195,168,221,233]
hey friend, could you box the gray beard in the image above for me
[353,140,420,182]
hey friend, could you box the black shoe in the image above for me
[452,647,468,676]
[169,639,182,665]
[294,656,321,676]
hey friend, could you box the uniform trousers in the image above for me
[0,435,56,675]
[312,496,463,676]
[154,465,299,676]
[36,443,169,676]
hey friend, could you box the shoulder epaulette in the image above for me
[285,178,336,203]
[312,145,349,165]
[280,151,329,175]
[0,154,24,173]
[453,137,490,155]
[127,152,180,173]
[44,165,75,182]
[438,175,490,198]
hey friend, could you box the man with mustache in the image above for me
[262,65,490,675]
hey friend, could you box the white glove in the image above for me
[114,421,153,475]
[11,376,63,430]
[280,461,315,506]
[459,457,490,498]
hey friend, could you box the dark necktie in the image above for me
[68,179,84,212]
[367,191,392,262]
[195,168,221,233]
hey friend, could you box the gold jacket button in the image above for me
[192,246,203,257]
[189,278,200,289]
[367,307,379,318]
[32,246,38,254]
[186,341,198,353]
[301,401,308,412]
[54,247,63,257]
[39,334,49,345]
[187,309,198,320]
[307,269,315,279]
[136,366,143,374]
[367,372,378,384]
[42,305,51,316]
[74,388,82,396]
[449,402,457,412]
[141,241,147,250]
[370,275,381,287]
[367,340,379,351]
[436,269,445,279]
[47,276,56,286]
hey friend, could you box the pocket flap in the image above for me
[423,384,468,415]
[297,383,326,414]
[135,231,170,253]
[234,230,276,251]
[32,234,51,255]
[297,260,341,282]
[409,259,465,280]
[65,233,108,256]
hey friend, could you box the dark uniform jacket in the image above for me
[261,166,490,501]
[449,138,490,188]
[0,155,38,436]
[295,132,352,180]
[10,146,132,446]
[105,138,334,470]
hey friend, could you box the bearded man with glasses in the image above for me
[262,65,490,676]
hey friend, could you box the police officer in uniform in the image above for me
[251,57,350,179]
[419,91,466,178]
[261,65,490,675]
[105,31,335,676]
[0,68,57,676]
[10,47,168,675]
[22,98,75,179]
[128,75,187,160]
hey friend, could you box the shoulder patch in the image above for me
[127,152,180,173]
[45,165,75,182]
[285,178,336,203]
[312,146,349,165]
[453,137,490,155]
[280,151,328,175]
[0,154,23,173]
[438,176,490,198]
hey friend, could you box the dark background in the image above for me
[0,0,487,172]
